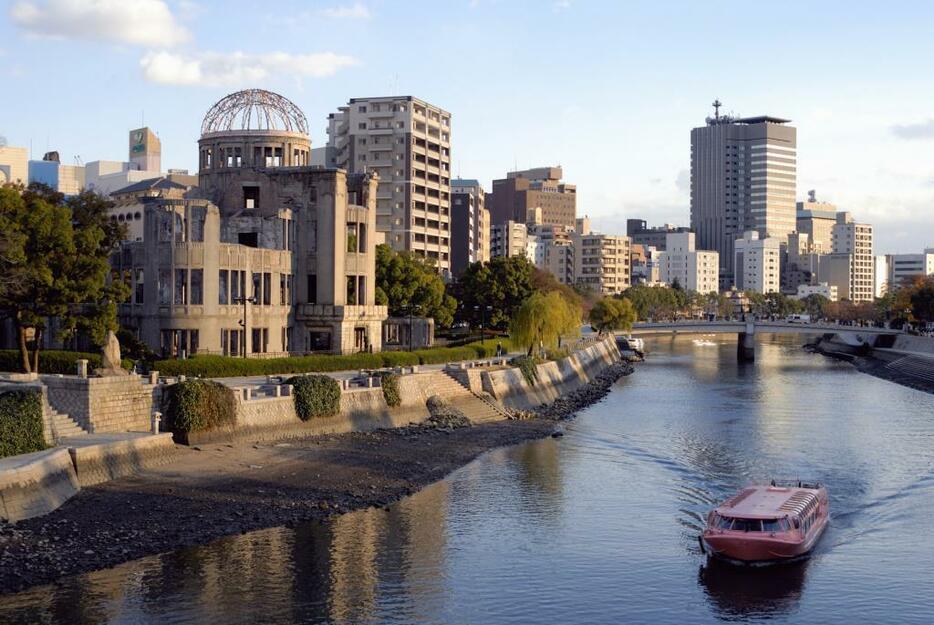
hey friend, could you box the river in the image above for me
[2,335,933,624]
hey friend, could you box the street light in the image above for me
[474,304,493,345]
[233,293,257,358]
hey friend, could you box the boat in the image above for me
[620,335,644,351]
[700,481,829,563]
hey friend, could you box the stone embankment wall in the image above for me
[42,375,154,433]
[67,434,176,487]
[0,448,80,523]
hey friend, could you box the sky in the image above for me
[1,0,932,254]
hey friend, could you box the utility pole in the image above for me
[233,292,257,357]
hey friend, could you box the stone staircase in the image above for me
[47,407,88,443]
[435,371,512,424]
[886,355,934,384]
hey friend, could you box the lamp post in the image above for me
[233,293,257,358]
[474,304,493,345]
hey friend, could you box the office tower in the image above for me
[888,248,934,287]
[451,179,490,275]
[488,166,576,229]
[129,127,161,172]
[691,101,796,287]
[659,232,719,294]
[734,230,782,294]
[817,212,874,302]
[796,190,837,253]
[327,96,452,273]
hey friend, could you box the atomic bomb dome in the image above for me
[201,88,309,136]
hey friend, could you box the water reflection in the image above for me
[698,557,809,620]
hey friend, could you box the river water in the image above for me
[3,335,934,624]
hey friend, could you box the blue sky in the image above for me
[1,0,932,253]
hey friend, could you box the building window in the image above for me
[307,274,317,304]
[244,186,260,209]
[358,122,367,130]
[251,328,268,353]
[174,269,187,305]
[308,330,331,352]
[262,272,271,306]
[190,207,205,242]
[158,269,171,305]
[134,269,144,304]
[190,269,203,305]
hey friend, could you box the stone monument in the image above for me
[96,330,129,376]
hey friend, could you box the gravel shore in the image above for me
[0,360,633,594]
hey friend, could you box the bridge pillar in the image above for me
[737,322,755,362]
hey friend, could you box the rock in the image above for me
[551,431,564,438]
[424,395,471,429]
[95,330,128,376]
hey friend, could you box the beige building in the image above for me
[327,96,452,273]
[796,191,837,253]
[829,212,874,302]
[796,283,838,301]
[488,166,577,229]
[571,232,631,294]
[450,179,489,275]
[734,230,781,294]
[0,145,28,184]
[659,232,719,294]
[491,220,529,259]
[116,89,387,357]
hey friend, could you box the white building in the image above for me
[888,249,934,287]
[734,230,781,294]
[875,255,890,298]
[796,283,838,302]
[659,232,719,294]
[829,212,874,302]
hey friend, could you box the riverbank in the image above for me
[811,335,934,395]
[0,361,632,594]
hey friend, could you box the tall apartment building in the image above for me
[490,220,528,258]
[734,230,781,294]
[488,166,576,229]
[816,212,874,302]
[327,96,452,273]
[450,179,490,275]
[888,249,934,287]
[571,232,630,294]
[659,232,719,294]
[626,219,691,251]
[796,191,837,253]
[691,104,796,287]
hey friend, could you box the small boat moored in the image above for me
[701,481,829,563]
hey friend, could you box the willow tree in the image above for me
[510,291,581,356]
[589,297,637,334]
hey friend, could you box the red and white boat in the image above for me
[701,481,829,563]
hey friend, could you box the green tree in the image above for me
[453,255,536,329]
[801,294,830,320]
[375,244,457,327]
[510,291,581,356]
[0,184,126,372]
[589,297,637,333]
[620,284,685,321]
[910,279,934,322]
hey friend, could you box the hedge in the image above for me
[152,338,515,378]
[0,350,133,375]
[510,355,541,387]
[162,380,237,434]
[379,372,401,407]
[0,389,46,458]
[287,375,341,420]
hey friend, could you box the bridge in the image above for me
[624,320,901,361]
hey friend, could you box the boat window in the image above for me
[731,518,762,532]
[762,519,783,532]
[712,514,732,530]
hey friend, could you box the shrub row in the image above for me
[0,389,46,458]
[152,338,516,378]
[287,375,342,420]
[162,380,237,434]
[0,350,133,375]
[379,372,401,407]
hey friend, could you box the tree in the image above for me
[374,244,456,327]
[0,184,126,372]
[801,294,830,320]
[453,255,536,329]
[589,297,637,333]
[910,279,934,323]
[621,284,686,321]
[509,291,581,356]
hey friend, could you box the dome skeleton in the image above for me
[201,89,309,135]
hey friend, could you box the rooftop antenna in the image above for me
[141,110,145,127]
[712,98,722,120]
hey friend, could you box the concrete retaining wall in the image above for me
[889,335,934,356]
[42,375,154,433]
[0,448,80,523]
[67,433,177,487]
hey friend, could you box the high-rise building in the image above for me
[129,127,161,172]
[488,166,576,229]
[691,103,796,287]
[450,179,490,275]
[734,230,782,294]
[327,96,452,273]
[626,219,691,251]
[571,232,631,294]
[816,212,874,302]
[875,255,890,298]
[796,191,837,254]
[659,232,719,294]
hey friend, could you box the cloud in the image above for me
[140,50,359,86]
[553,0,572,11]
[9,0,189,47]
[890,119,934,140]
[675,168,690,193]
[321,3,371,19]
